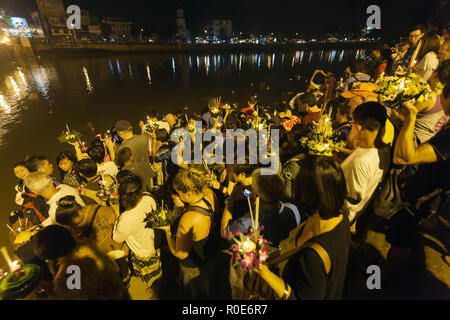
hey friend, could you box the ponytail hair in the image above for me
[173,167,208,195]
[118,173,143,211]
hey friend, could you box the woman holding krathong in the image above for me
[252,156,351,300]
[112,174,162,299]
[159,167,219,299]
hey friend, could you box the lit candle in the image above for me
[0,247,20,273]
[241,240,256,253]
[399,78,405,90]
[10,260,21,273]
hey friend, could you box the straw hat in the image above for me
[341,82,378,99]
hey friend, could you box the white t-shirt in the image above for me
[341,147,390,223]
[44,184,86,227]
[113,195,157,258]
[156,121,171,134]
[97,161,119,178]
[415,52,439,82]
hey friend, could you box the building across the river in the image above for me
[101,17,132,42]
[36,0,74,41]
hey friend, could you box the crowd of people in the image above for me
[6,23,450,300]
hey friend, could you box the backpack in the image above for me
[281,157,302,202]
[21,192,49,225]
[372,168,405,220]
[80,173,116,207]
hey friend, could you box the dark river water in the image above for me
[0,47,366,251]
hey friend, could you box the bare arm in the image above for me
[393,103,438,165]
[104,137,116,162]
[220,199,234,239]
[161,213,195,260]
[254,264,292,299]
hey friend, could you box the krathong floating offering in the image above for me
[224,193,276,272]
[57,124,82,144]
[96,179,119,205]
[248,110,268,130]
[0,247,41,300]
[143,117,160,133]
[8,219,38,249]
[225,226,276,272]
[300,115,345,156]
[186,121,195,132]
[143,201,174,228]
[375,70,432,109]
[208,96,222,116]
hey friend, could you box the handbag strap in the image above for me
[305,242,331,275]
[85,205,101,238]
[268,241,332,275]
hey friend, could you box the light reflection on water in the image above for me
[0,48,366,147]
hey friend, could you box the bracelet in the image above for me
[281,282,291,300]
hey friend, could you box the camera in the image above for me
[109,126,123,145]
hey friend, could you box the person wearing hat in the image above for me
[341,83,396,148]
[341,82,379,110]
[108,120,155,192]
[340,102,391,232]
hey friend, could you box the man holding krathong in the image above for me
[340,102,390,233]
[384,61,450,278]
[390,62,448,145]
[202,97,224,130]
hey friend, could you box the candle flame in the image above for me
[0,95,10,113]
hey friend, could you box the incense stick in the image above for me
[6,224,15,233]
[255,197,260,240]
[247,197,255,232]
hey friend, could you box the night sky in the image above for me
[1,0,448,39]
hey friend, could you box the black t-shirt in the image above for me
[404,126,450,201]
[428,126,450,161]
[282,214,351,300]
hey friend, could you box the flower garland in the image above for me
[375,71,432,109]
[300,115,345,156]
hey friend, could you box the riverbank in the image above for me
[33,41,374,58]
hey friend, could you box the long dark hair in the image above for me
[417,32,441,61]
[119,174,143,211]
[56,151,81,184]
[295,155,347,220]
